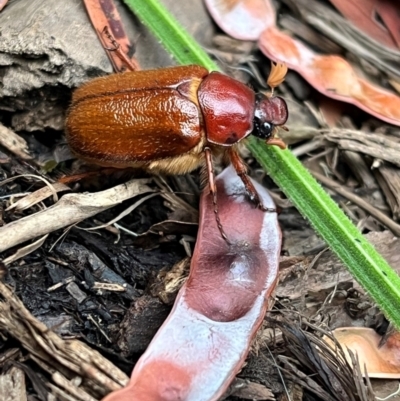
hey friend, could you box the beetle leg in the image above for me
[229,148,276,213]
[204,148,231,244]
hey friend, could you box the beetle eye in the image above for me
[263,122,273,135]
[252,116,274,140]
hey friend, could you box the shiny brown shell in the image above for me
[66,65,209,167]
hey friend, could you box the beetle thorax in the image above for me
[198,72,256,147]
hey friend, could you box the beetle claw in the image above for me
[245,190,277,213]
[258,202,277,213]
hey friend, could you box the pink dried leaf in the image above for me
[329,0,400,49]
[204,0,275,40]
[258,27,400,126]
[102,165,281,401]
[325,327,400,378]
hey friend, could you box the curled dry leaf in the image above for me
[82,0,140,72]
[2,234,49,266]
[102,165,282,401]
[325,327,400,378]
[6,182,70,212]
[204,0,400,126]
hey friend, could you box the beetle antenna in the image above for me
[204,148,231,245]
[267,61,288,94]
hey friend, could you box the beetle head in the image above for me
[252,94,288,147]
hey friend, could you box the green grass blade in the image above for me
[123,0,219,70]
[248,139,400,325]
[123,0,400,327]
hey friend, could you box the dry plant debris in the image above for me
[0,280,128,400]
[0,0,400,400]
